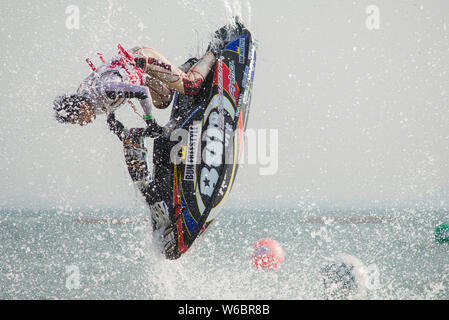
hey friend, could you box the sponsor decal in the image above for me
[251,49,257,84]
[228,60,236,102]
[242,65,249,89]
[213,60,240,105]
[236,92,244,117]
[200,110,223,197]
[106,90,148,100]
[239,37,246,64]
[184,123,201,181]
[217,57,225,131]
[147,57,172,71]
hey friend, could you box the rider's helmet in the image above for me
[53,94,92,123]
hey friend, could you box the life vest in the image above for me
[107,44,144,85]
[79,44,145,113]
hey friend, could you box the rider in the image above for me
[53,46,216,136]
[52,22,238,137]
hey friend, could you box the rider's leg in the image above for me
[143,57,200,109]
[144,77,174,109]
[132,47,216,96]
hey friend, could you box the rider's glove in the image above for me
[107,113,124,137]
[183,57,199,70]
[143,117,164,138]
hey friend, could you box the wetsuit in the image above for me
[131,47,216,108]
[77,45,215,121]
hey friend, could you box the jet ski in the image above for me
[122,18,257,259]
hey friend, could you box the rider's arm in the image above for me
[103,82,163,137]
[102,81,154,116]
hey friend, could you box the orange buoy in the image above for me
[251,238,284,270]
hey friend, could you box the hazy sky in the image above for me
[1,0,449,210]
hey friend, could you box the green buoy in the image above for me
[434,224,449,243]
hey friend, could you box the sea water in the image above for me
[1,207,448,300]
